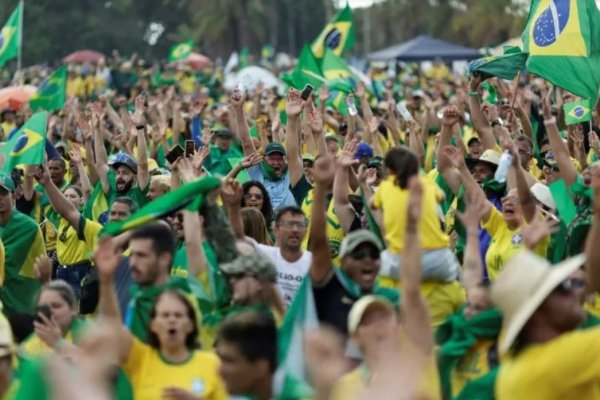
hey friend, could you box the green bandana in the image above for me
[481,178,506,194]
[261,161,287,182]
[435,307,503,400]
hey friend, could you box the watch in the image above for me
[491,118,503,128]
[136,124,145,130]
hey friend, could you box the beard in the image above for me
[116,179,134,194]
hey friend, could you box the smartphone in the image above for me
[396,102,413,122]
[345,95,357,116]
[35,304,52,323]
[166,145,184,164]
[301,84,314,101]
[185,140,195,158]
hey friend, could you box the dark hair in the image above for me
[113,196,139,214]
[48,157,66,170]
[274,205,305,225]
[242,181,274,225]
[241,207,272,245]
[217,311,277,373]
[384,146,419,189]
[147,290,199,350]
[130,222,176,258]
[37,280,77,309]
[515,135,533,152]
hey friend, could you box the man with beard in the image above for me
[94,95,150,211]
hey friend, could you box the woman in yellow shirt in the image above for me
[95,237,227,400]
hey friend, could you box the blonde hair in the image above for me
[241,207,272,245]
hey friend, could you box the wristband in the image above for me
[543,117,556,126]
[468,91,478,97]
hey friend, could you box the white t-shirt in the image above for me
[256,244,312,307]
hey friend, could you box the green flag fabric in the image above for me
[321,49,357,115]
[563,99,592,125]
[521,0,600,101]
[29,66,67,112]
[1,111,48,173]
[239,47,251,69]
[101,176,221,236]
[311,3,355,58]
[0,2,22,68]
[283,45,325,91]
[468,46,528,80]
[549,178,577,224]
[168,40,194,62]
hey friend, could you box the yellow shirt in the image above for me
[373,175,449,254]
[80,216,103,253]
[451,338,497,397]
[123,337,228,400]
[56,217,91,265]
[482,208,549,280]
[496,329,600,400]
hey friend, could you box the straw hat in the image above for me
[491,251,586,354]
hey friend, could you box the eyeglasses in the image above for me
[244,193,264,201]
[348,245,380,260]
[277,220,307,229]
[553,277,585,294]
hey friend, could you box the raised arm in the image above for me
[69,145,91,201]
[91,104,110,194]
[285,88,306,187]
[468,75,496,150]
[585,167,600,292]
[333,141,359,233]
[436,106,463,194]
[309,156,336,282]
[95,237,133,363]
[39,165,83,232]
[401,177,432,353]
[131,95,150,191]
[542,89,578,186]
[230,89,257,156]
[220,178,245,240]
[456,193,487,289]
[508,141,537,223]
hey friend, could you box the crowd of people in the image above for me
[0,49,598,400]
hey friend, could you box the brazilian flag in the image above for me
[1,112,47,173]
[0,1,22,68]
[468,46,528,80]
[101,176,221,236]
[282,45,325,91]
[311,3,355,58]
[168,40,194,62]
[522,0,600,101]
[563,99,592,125]
[29,66,67,112]
[321,49,358,115]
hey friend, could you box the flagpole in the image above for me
[16,0,23,81]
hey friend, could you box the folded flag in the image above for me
[0,2,22,68]
[282,45,325,91]
[101,176,221,236]
[29,65,67,112]
[563,99,592,125]
[312,3,355,58]
[468,46,528,80]
[1,112,48,173]
[168,40,194,62]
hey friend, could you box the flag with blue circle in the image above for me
[1,112,48,173]
[522,0,600,102]
[563,99,592,124]
[311,3,355,58]
[29,65,67,112]
[168,40,194,62]
[0,2,22,68]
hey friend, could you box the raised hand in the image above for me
[338,139,359,168]
[442,145,465,169]
[94,237,120,280]
[286,88,305,117]
[177,157,195,183]
[522,215,559,251]
[313,156,336,186]
[191,146,210,172]
[69,144,83,165]
[200,127,214,146]
[588,130,600,153]
[131,93,146,126]
[307,109,323,133]
[240,152,263,169]
[229,88,245,109]
[319,84,330,104]
[457,192,488,230]
[356,82,366,99]
[469,73,483,92]
[441,105,460,127]
[406,176,423,227]
[542,86,553,120]
[220,177,244,206]
[34,255,53,284]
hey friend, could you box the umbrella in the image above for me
[224,66,284,92]
[0,85,37,110]
[64,50,105,64]
[186,53,213,71]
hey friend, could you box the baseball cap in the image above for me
[347,295,395,334]
[220,253,277,283]
[324,133,340,143]
[109,152,138,174]
[215,129,235,139]
[302,154,315,163]
[467,137,481,146]
[339,230,383,258]
[354,143,374,160]
[0,174,16,192]
[265,142,286,156]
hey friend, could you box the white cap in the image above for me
[531,183,556,210]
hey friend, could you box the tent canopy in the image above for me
[368,35,481,62]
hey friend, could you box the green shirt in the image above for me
[106,168,150,209]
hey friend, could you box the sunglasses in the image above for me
[348,245,380,260]
[553,277,585,294]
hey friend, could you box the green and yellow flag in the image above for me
[468,46,528,80]
[522,0,600,101]
[29,65,67,112]
[168,40,194,62]
[282,45,325,90]
[101,176,221,236]
[0,2,22,68]
[563,99,592,125]
[1,112,47,173]
[311,3,355,58]
[321,49,357,115]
